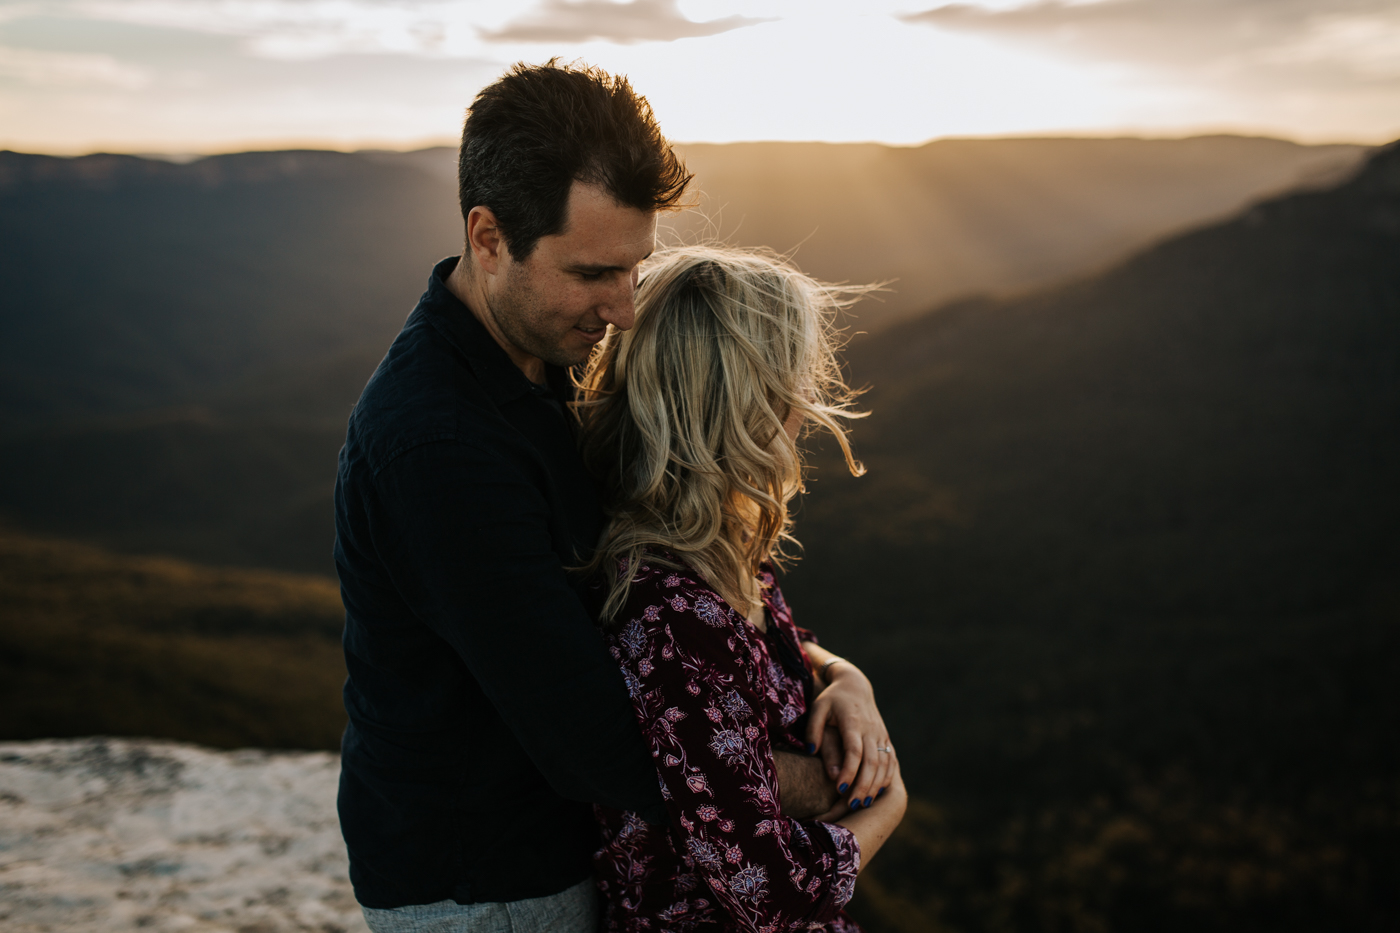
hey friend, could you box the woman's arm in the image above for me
[801,640,898,811]
[835,763,907,871]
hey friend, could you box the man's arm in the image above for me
[772,748,841,821]
[370,439,664,816]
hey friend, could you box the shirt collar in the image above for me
[419,255,548,407]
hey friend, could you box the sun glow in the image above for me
[0,0,1395,154]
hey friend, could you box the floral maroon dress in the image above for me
[593,557,861,933]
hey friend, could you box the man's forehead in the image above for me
[549,180,657,264]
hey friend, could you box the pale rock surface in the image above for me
[0,737,370,933]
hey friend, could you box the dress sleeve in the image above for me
[763,567,816,647]
[612,574,860,932]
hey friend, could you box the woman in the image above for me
[575,246,907,932]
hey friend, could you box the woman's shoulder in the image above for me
[616,554,794,629]
[618,555,734,628]
[604,556,760,697]
[606,553,765,649]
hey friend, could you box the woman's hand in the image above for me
[834,756,907,871]
[802,642,896,811]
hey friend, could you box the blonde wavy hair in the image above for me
[575,245,867,626]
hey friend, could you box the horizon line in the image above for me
[1,129,1385,161]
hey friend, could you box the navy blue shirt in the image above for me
[334,257,664,909]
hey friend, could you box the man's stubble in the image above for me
[487,259,593,373]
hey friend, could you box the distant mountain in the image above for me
[0,136,1364,427]
[0,136,1370,572]
[364,136,1369,326]
[372,137,1369,324]
[2,138,1398,930]
[672,136,1367,323]
[793,139,1400,634]
[775,141,1400,932]
[0,149,461,424]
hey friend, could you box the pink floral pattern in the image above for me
[594,558,861,933]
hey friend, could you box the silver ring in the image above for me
[876,746,892,753]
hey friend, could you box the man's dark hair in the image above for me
[458,60,692,260]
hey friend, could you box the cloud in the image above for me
[900,0,1400,86]
[0,44,150,87]
[62,1,464,59]
[1269,12,1400,78]
[0,5,48,27]
[482,0,771,45]
[53,0,771,58]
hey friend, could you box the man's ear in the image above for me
[465,205,507,276]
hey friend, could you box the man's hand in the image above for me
[772,748,840,821]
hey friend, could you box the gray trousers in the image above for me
[361,880,599,933]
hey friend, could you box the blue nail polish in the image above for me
[877,787,886,798]
[849,800,860,810]
[805,743,816,755]
[838,783,849,794]
[864,796,873,807]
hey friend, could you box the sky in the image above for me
[1,0,1398,155]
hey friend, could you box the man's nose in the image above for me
[598,273,637,331]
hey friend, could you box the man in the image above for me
[334,61,687,931]
[335,61,860,933]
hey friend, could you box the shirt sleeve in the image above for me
[370,438,665,818]
[612,573,861,932]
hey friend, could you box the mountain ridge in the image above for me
[0,135,1365,427]
[2,140,1398,930]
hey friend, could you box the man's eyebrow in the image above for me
[572,251,653,273]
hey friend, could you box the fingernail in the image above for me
[805,743,816,755]
[838,783,849,794]
[864,796,873,807]
[878,787,886,798]
[849,800,861,811]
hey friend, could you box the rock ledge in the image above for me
[0,737,367,932]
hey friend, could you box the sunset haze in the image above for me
[1,0,1398,154]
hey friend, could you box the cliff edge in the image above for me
[0,737,367,933]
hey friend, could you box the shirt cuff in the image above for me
[818,820,861,907]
